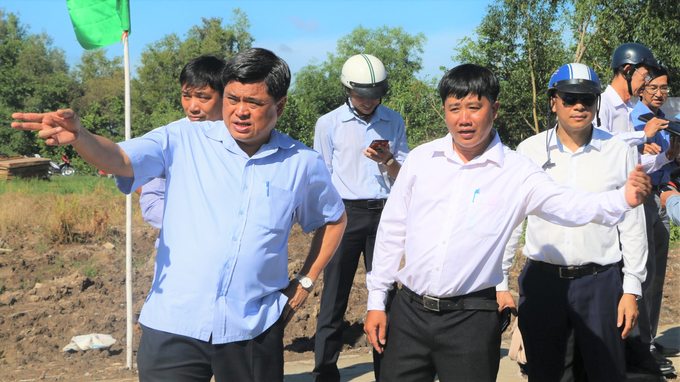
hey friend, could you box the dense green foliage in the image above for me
[456,0,680,148]
[3,2,679,166]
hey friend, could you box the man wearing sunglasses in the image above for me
[627,66,680,375]
[500,63,648,381]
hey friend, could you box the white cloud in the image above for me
[288,17,319,33]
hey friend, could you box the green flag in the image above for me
[67,0,131,50]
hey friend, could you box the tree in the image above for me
[456,0,680,148]
[0,10,75,157]
[567,0,680,91]
[131,9,254,136]
[455,0,568,148]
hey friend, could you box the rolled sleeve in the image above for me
[114,129,168,194]
[667,194,680,225]
[296,154,344,233]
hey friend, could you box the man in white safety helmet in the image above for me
[312,54,409,382]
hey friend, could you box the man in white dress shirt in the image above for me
[597,43,667,147]
[499,63,647,381]
[363,63,651,381]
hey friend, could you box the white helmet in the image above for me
[341,54,388,99]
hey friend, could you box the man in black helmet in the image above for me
[627,65,680,376]
[599,43,668,148]
[312,54,409,382]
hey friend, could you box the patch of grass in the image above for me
[83,266,99,278]
[36,241,48,254]
[0,175,119,196]
[671,221,680,243]
[71,259,100,279]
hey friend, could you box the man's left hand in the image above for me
[281,280,310,328]
[363,146,393,164]
[618,293,638,339]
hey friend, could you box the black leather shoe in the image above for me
[628,355,676,376]
[655,342,680,357]
[652,347,674,366]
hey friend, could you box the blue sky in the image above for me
[4,0,492,81]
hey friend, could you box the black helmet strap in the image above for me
[623,65,635,97]
[344,87,381,122]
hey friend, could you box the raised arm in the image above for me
[11,109,133,177]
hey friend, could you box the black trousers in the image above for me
[137,318,285,382]
[626,193,670,363]
[313,203,384,382]
[379,288,501,382]
[518,261,625,382]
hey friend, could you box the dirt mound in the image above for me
[0,224,678,381]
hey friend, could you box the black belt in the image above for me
[343,199,387,210]
[528,259,614,280]
[400,286,499,312]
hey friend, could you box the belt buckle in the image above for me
[367,200,384,209]
[558,266,577,280]
[423,295,440,312]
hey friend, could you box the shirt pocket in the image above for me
[465,197,504,237]
[252,184,295,233]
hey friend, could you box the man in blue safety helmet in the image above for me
[500,62,648,381]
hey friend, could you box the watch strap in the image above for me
[295,274,314,292]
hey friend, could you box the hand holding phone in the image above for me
[369,139,389,151]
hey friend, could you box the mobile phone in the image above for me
[499,307,512,333]
[638,113,680,137]
[369,140,389,150]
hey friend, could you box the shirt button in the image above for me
[232,236,238,241]
[239,210,244,215]
[244,185,249,190]
[442,241,446,245]
[436,267,440,271]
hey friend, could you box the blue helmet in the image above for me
[548,63,601,95]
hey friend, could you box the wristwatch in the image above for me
[384,155,395,166]
[295,274,314,292]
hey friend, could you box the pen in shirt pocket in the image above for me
[472,188,479,202]
[266,181,270,197]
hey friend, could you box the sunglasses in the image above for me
[555,93,598,107]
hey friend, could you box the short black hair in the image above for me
[179,55,227,97]
[650,65,669,81]
[221,48,291,101]
[438,64,500,104]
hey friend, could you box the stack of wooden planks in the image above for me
[0,155,52,180]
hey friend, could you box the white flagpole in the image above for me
[123,31,134,370]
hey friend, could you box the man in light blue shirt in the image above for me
[628,66,680,374]
[312,54,409,382]
[11,48,347,382]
